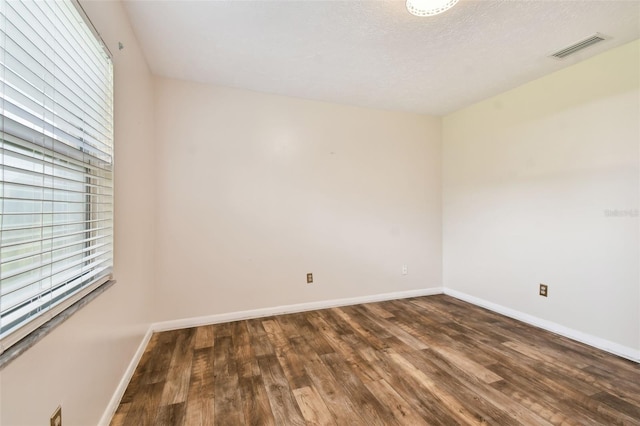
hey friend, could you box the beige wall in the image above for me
[443,40,640,353]
[153,77,442,322]
[0,1,156,425]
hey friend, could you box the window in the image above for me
[0,0,113,355]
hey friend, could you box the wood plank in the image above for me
[184,347,215,425]
[119,382,165,426]
[400,348,513,424]
[356,346,461,425]
[238,374,276,426]
[306,310,382,382]
[352,304,429,351]
[385,349,496,425]
[109,402,131,426]
[152,402,186,426]
[284,312,336,355]
[143,330,180,385]
[491,379,601,425]
[288,335,367,424]
[332,306,392,350]
[262,318,311,389]
[428,342,503,384]
[246,318,276,358]
[183,397,214,426]
[160,328,196,405]
[212,334,245,425]
[293,386,336,426]
[363,379,428,426]
[194,325,215,350]
[568,392,640,425]
[361,301,395,319]
[583,364,640,404]
[257,354,306,425]
[119,334,160,404]
[231,321,261,378]
[592,391,640,423]
[320,351,398,425]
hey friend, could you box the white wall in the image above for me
[153,77,442,322]
[0,1,156,424]
[443,40,640,356]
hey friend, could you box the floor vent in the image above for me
[550,33,607,59]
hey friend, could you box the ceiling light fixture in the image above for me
[406,0,459,17]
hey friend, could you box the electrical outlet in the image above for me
[539,284,548,297]
[401,264,408,275]
[50,406,62,426]
[306,273,313,284]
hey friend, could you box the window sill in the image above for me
[0,280,116,370]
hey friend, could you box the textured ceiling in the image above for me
[123,0,640,115]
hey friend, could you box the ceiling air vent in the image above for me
[550,33,608,59]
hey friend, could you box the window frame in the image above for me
[0,0,114,368]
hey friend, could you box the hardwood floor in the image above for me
[111,295,640,425]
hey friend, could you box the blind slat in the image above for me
[2,4,113,117]
[2,243,112,287]
[1,226,113,249]
[2,247,113,295]
[1,256,113,314]
[2,232,112,265]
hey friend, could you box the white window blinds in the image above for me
[0,0,114,354]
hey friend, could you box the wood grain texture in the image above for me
[111,295,640,425]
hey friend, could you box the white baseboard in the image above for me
[98,327,154,426]
[151,287,444,332]
[443,288,640,363]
